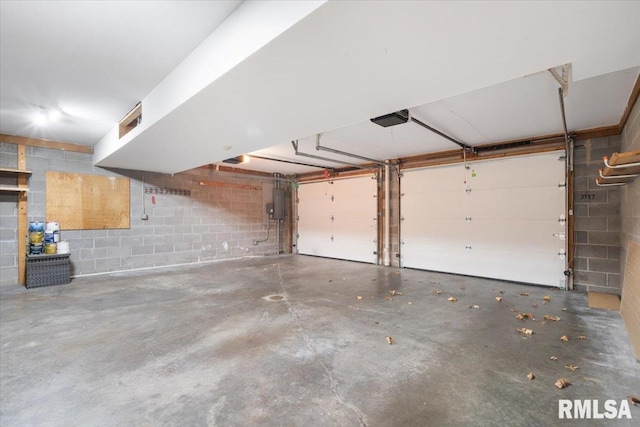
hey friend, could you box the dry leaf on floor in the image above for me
[577,336,587,340]
[500,290,505,294]
[527,372,535,380]
[543,315,561,322]
[384,296,393,301]
[510,308,516,312]
[555,378,571,389]
[386,336,394,345]
[531,303,538,308]
[520,292,530,297]
[543,295,551,301]
[469,305,480,309]
[565,364,579,371]
[389,290,403,296]
[356,295,363,300]
[328,279,333,283]
[448,296,458,302]
[516,312,534,320]
[560,335,569,342]
[550,356,558,361]
[496,296,503,302]
[432,290,442,295]
[628,395,640,406]
[517,327,534,335]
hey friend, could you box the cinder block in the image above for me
[130,226,154,236]
[154,225,175,235]
[165,234,184,244]
[132,245,153,256]
[143,235,165,245]
[154,243,174,253]
[588,231,620,245]
[95,257,122,272]
[174,242,192,252]
[574,270,606,286]
[589,258,620,274]
[164,216,184,226]
[72,259,96,275]
[82,230,108,238]
[607,274,621,288]
[573,257,588,271]
[80,248,107,260]
[607,188,620,203]
[588,203,620,217]
[576,243,607,259]
[94,237,120,248]
[575,189,608,204]
[573,204,588,217]
[574,217,607,231]
[608,216,621,232]
[607,246,621,260]
[107,246,132,258]
[70,238,95,249]
[107,228,132,237]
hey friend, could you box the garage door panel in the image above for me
[402,151,567,287]
[297,176,377,264]
[402,191,469,219]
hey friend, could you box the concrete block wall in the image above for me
[620,97,640,284]
[0,142,285,289]
[573,136,622,294]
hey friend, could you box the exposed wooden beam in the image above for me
[17,145,28,286]
[0,134,93,154]
[619,72,640,133]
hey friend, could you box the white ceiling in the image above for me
[1,1,639,176]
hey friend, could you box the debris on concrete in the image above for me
[527,372,535,380]
[565,364,579,371]
[577,335,587,340]
[543,295,551,301]
[447,296,457,302]
[629,395,640,406]
[496,297,503,302]
[389,290,403,296]
[469,305,480,309]
[432,290,442,295]
[543,315,561,322]
[357,295,363,300]
[560,335,569,342]
[384,295,393,301]
[517,327,534,335]
[520,292,530,296]
[531,303,538,308]
[386,336,394,345]
[550,356,558,361]
[516,312,535,320]
[555,378,571,389]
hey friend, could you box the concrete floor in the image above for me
[1,255,639,426]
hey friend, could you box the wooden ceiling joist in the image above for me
[0,134,93,154]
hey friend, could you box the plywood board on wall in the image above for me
[46,172,130,230]
[621,241,640,361]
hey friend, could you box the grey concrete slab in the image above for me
[1,255,639,426]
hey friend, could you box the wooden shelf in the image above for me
[0,167,32,175]
[0,185,29,192]
[596,149,640,187]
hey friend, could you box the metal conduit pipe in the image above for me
[558,87,573,291]
[384,163,390,266]
[315,133,400,175]
[291,140,366,169]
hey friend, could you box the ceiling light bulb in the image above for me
[48,110,61,122]
[33,111,48,125]
[242,154,250,163]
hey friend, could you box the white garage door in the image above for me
[401,151,567,288]
[297,175,377,263]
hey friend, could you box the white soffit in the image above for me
[94,1,640,174]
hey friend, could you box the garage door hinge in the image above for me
[465,216,472,222]
[373,193,377,198]
[558,249,566,259]
[331,195,334,202]
[466,187,472,194]
[400,216,405,222]
[553,233,566,240]
[558,182,566,188]
[558,215,566,225]
[465,245,472,250]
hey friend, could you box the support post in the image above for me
[17,144,27,285]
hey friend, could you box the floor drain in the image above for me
[265,294,285,301]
